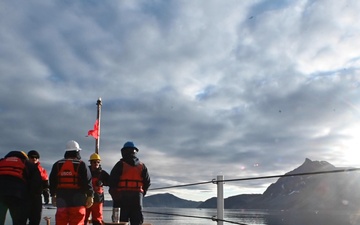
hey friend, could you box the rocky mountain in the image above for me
[199,158,360,210]
[255,158,360,210]
[105,158,360,210]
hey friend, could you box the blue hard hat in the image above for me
[122,141,139,152]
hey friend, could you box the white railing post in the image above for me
[217,175,224,225]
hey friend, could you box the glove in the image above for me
[52,196,57,207]
[85,196,94,208]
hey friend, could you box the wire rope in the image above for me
[148,168,360,190]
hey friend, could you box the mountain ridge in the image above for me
[105,158,360,210]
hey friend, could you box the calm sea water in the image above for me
[5,207,360,225]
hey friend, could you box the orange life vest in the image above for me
[92,176,104,194]
[57,159,81,189]
[117,162,144,193]
[0,157,26,181]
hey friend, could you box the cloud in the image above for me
[0,0,359,201]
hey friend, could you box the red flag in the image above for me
[87,119,99,139]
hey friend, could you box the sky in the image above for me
[0,0,359,202]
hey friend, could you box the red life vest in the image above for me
[117,162,144,193]
[0,157,26,182]
[92,176,104,194]
[57,159,81,189]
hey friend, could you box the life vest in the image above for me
[117,161,144,193]
[92,176,104,194]
[90,167,104,194]
[57,159,81,189]
[0,157,26,182]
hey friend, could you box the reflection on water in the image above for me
[227,209,360,225]
[262,210,360,225]
[142,208,360,225]
[7,207,360,225]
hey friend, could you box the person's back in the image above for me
[49,140,94,225]
[109,141,151,225]
[27,150,50,225]
[0,151,42,225]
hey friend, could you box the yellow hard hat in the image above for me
[89,153,101,161]
[21,151,29,160]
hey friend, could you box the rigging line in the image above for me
[143,210,248,225]
[148,168,360,191]
[149,180,213,191]
[220,168,360,183]
[143,210,214,220]
[216,218,249,225]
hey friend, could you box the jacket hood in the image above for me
[122,153,140,166]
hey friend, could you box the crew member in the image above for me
[0,151,42,225]
[109,141,151,225]
[27,150,50,225]
[85,153,110,225]
[49,140,94,225]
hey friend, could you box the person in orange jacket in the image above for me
[0,151,42,225]
[27,150,50,225]
[85,153,110,225]
[49,140,94,225]
[109,141,151,225]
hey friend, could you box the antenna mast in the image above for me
[95,98,102,154]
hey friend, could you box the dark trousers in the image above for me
[42,190,50,204]
[120,207,143,225]
[113,191,144,225]
[0,195,28,225]
[28,195,42,225]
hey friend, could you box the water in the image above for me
[140,208,360,225]
[5,207,360,225]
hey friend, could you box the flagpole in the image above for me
[95,97,102,154]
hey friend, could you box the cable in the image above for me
[149,180,213,191]
[213,216,249,225]
[143,210,213,220]
[220,168,360,183]
[148,168,360,190]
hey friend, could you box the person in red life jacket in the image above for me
[84,153,110,225]
[49,140,94,225]
[109,141,151,225]
[28,150,51,204]
[0,151,42,225]
[26,150,50,225]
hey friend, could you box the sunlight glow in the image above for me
[341,125,360,167]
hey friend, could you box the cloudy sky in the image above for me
[1,0,359,201]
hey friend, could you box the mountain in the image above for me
[255,158,360,210]
[104,193,202,208]
[143,193,202,208]
[197,194,262,209]
[104,158,360,210]
[199,158,360,210]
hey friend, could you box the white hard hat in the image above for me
[65,140,82,151]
